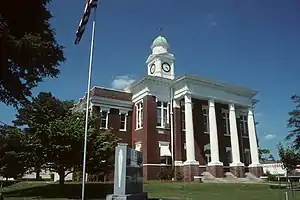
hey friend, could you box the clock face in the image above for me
[150,64,156,74]
[162,62,171,72]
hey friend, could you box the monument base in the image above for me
[106,192,148,200]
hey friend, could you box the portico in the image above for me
[171,78,263,179]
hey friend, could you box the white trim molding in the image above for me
[119,112,128,131]
[135,100,143,130]
[100,109,110,129]
[132,87,151,103]
[91,96,132,109]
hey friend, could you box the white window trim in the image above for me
[202,105,209,134]
[135,100,143,130]
[156,101,169,129]
[222,108,230,136]
[135,141,142,152]
[239,111,249,138]
[119,112,128,131]
[181,101,186,131]
[158,141,170,148]
[158,141,172,165]
[100,109,110,129]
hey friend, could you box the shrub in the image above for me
[174,171,184,181]
[157,167,174,180]
[265,170,277,182]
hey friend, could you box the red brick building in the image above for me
[73,36,263,181]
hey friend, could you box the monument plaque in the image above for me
[106,143,147,200]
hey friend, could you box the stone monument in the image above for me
[106,143,148,200]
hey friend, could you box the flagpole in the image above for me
[81,6,97,200]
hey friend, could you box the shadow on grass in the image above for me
[3,182,113,199]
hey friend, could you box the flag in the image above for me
[75,0,98,45]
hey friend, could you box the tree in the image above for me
[42,112,85,184]
[41,111,120,184]
[286,94,300,150]
[277,94,300,176]
[0,0,65,107]
[14,92,120,184]
[13,92,74,180]
[277,144,300,175]
[0,125,27,180]
[258,148,270,160]
[86,127,121,181]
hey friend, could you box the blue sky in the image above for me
[1,0,300,158]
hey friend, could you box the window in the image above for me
[120,113,127,131]
[180,100,185,130]
[205,154,211,164]
[202,105,209,133]
[222,109,230,135]
[240,113,249,137]
[160,157,172,165]
[244,149,251,166]
[135,142,142,152]
[156,101,169,128]
[226,147,232,164]
[204,144,211,164]
[136,101,143,129]
[100,110,109,129]
[159,141,172,165]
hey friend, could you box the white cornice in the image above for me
[173,85,189,99]
[132,87,152,103]
[91,96,132,109]
[146,53,175,64]
[125,75,172,92]
[172,75,257,98]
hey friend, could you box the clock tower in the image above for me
[146,36,175,80]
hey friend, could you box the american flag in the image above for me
[75,0,99,45]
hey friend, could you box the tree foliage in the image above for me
[13,92,120,184]
[42,112,85,184]
[258,148,270,159]
[0,0,65,107]
[286,94,300,149]
[13,92,73,179]
[86,126,121,179]
[277,94,300,175]
[0,125,27,179]
[277,143,300,174]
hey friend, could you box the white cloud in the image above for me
[111,75,135,90]
[264,134,276,140]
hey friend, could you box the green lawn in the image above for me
[1,181,300,200]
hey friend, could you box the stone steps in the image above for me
[199,171,263,183]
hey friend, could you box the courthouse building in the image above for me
[73,36,263,181]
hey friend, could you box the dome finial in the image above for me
[158,27,163,35]
[151,29,169,50]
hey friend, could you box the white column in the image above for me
[247,108,261,166]
[228,104,244,166]
[208,99,223,166]
[183,94,198,165]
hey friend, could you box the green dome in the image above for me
[151,36,169,49]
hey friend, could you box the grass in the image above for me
[1,181,300,200]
